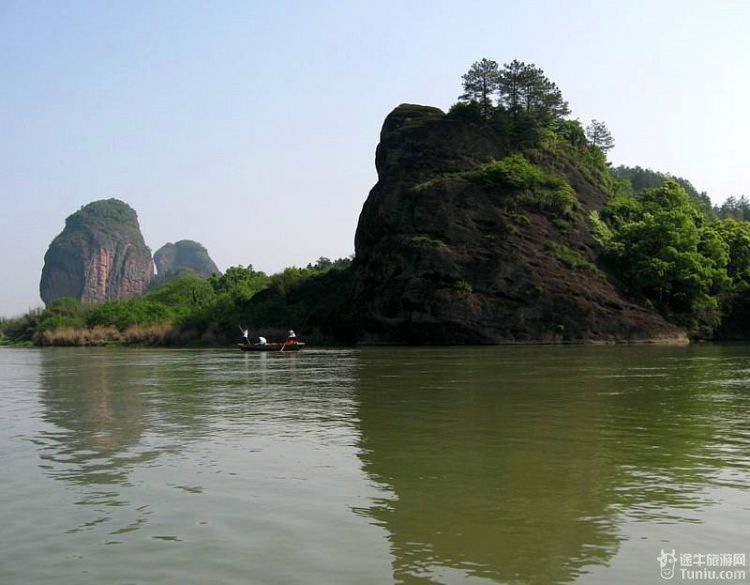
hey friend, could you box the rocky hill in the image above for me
[352,104,687,344]
[154,240,219,279]
[40,199,154,305]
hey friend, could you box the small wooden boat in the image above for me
[238,342,305,352]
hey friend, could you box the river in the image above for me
[0,345,748,584]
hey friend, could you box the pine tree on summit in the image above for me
[459,58,500,119]
[459,58,570,125]
[497,59,569,122]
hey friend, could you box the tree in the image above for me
[602,180,728,325]
[556,119,587,147]
[208,265,270,301]
[497,60,570,122]
[497,59,525,110]
[717,195,750,221]
[715,219,750,282]
[459,58,500,119]
[585,120,615,152]
[611,165,713,218]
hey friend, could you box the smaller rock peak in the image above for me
[154,239,219,279]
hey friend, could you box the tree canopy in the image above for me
[497,59,570,121]
[594,180,750,335]
[611,165,713,218]
[458,58,570,125]
[585,120,614,152]
[717,195,750,221]
[459,58,500,119]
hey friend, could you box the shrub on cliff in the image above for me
[480,154,544,189]
[479,154,580,217]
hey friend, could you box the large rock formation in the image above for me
[153,240,219,279]
[40,199,154,305]
[353,104,687,344]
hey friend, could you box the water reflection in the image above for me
[30,348,367,549]
[17,345,750,584]
[35,348,362,486]
[36,349,216,489]
[352,346,750,584]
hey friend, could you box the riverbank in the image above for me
[2,329,692,348]
[0,261,356,348]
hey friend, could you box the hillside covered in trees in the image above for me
[3,57,750,345]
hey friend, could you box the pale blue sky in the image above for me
[2,0,749,315]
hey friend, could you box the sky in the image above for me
[2,0,749,315]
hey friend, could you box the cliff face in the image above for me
[353,104,686,344]
[154,240,219,278]
[40,199,154,305]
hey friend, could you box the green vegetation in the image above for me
[409,235,447,249]
[459,58,501,119]
[585,120,614,152]
[480,153,545,189]
[0,309,42,345]
[717,195,750,221]
[66,198,140,228]
[8,58,750,344]
[611,165,713,218]
[153,239,219,281]
[453,280,473,295]
[512,213,531,226]
[544,240,603,277]
[479,154,580,217]
[62,199,145,247]
[592,180,750,335]
[455,58,750,338]
[1,257,355,346]
[453,57,615,222]
[552,218,572,233]
[454,58,606,156]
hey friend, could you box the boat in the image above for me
[238,342,305,352]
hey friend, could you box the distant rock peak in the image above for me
[154,239,219,279]
[40,198,154,304]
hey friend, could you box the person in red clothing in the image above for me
[286,329,297,345]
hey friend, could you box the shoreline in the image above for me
[0,336,712,349]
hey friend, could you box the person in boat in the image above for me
[286,329,297,345]
[258,336,268,345]
[239,325,250,345]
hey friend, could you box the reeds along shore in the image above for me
[32,324,219,346]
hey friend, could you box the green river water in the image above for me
[0,345,748,584]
